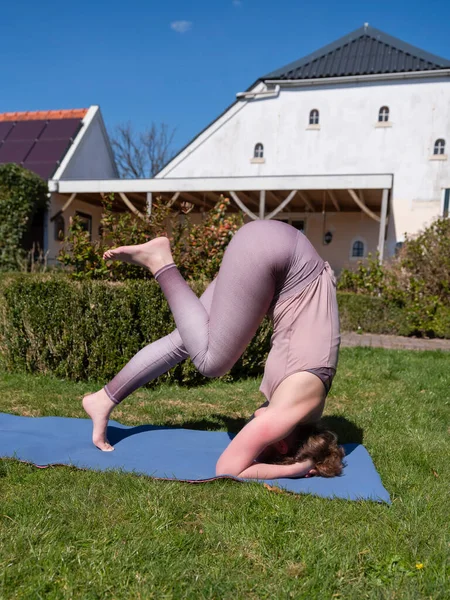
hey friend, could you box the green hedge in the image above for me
[0,275,448,385]
[0,274,271,385]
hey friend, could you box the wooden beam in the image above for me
[259,190,266,219]
[119,192,146,220]
[298,191,315,212]
[237,190,260,209]
[229,191,259,220]
[266,190,298,219]
[378,189,389,263]
[50,193,77,221]
[328,190,340,212]
[348,189,381,223]
[167,192,180,208]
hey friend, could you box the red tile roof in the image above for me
[0,109,88,122]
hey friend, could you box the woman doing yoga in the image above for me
[83,219,343,479]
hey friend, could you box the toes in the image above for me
[95,440,115,452]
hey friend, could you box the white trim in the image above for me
[375,121,393,128]
[440,188,447,216]
[349,237,367,261]
[250,157,265,164]
[53,173,393,195]
[52,106,98,181]
[265,69,450,88]
[429,154,447,161]
[306,124,321,130]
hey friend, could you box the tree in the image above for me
[111,122,176,178]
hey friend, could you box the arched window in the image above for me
[254,143,264,158]
[352,240,365,258]
[434,139,446,155]
[309,109,319,125]
[54,214,65,241]
[378,106,389,122]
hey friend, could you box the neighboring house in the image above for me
[49,25,450,272]
[0,106,119,263]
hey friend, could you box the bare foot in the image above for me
[103,237,173,275]
[82,389,116,451]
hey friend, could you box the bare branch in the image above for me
[111,122,176,178]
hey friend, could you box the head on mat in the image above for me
[256,422,345,478]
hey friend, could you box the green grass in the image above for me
[0,347,449,599]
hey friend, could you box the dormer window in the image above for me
[378,106,389,122]
[309,109,319,125]
[254,143,264,159]
[434,139,446,155]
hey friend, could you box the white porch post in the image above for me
[259,190,266,219]
[146,192,152,217]
[378,189,389,263]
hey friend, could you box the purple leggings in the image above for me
[104,220,328,404]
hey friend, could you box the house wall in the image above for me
[158,76,450,264]
[59,112,117,180]
[45,194,104,264]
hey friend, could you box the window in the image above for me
[75,211,92,240]
[434,139,446,155]
[254,143,264,159]
[309,109,319,125]
[352,240,365,258]
[54,214,65,241]
[378,106,389,122]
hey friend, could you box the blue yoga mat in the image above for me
[0,412,390,503]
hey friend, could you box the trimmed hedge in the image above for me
[1,275,448,385]
[0,274,271,385]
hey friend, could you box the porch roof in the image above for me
[51,173,392,216]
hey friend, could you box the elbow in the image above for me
[215,458,238,478]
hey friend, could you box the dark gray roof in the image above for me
[263,25,450,80]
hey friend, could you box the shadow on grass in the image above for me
[107,414,363,448]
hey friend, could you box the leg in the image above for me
[83,279,217,450]
[104,222,297,377]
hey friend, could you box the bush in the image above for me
[59,194,244,283]
[2,274,449,387]
[0,274,272,385]
[0,164,48,271]
[338,218,450,336]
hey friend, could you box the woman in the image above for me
[83,220,344,479]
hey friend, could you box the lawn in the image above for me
[0,347,449,599]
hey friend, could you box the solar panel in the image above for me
[7,120,46,141]
[0,139,35,163]
[26,139,71,162]
[40,119,82,140]
[0,122,14,142]
[22,162,57,179]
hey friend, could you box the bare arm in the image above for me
[216,404,305,477]
[237,459,314,480]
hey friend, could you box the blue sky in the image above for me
[1,0,449,152]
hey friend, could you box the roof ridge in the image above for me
[0,109,88,122]
[262,25,450,80]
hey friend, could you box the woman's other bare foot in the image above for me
[103,237,173,276]
[82,389,116,451]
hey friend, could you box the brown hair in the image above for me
[272,422,345,477]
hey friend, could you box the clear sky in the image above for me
[1,0,449,153]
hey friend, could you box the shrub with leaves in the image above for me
[59,194,243,282]
[338,217,450,335]
[0,164,48,271]
[174,199,244,282]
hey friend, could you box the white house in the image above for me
[0,106,121,263]
[49,25,450,271]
